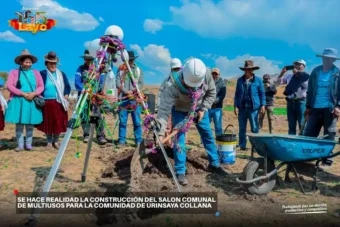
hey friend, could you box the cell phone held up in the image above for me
[285,65,295,70]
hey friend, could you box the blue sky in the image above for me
[1,0,340,89]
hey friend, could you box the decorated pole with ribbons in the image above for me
[28,25,128,226]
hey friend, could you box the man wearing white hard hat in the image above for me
[158,58,182,107]
[275,59,309,135]
[304,48,340,169]
[157,58,228,186]
[157,58,182,146]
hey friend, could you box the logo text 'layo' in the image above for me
[8,8,57,34]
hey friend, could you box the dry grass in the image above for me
[0,85,339,226]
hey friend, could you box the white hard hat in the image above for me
[293,59,306,66]
[104,25,124,41]
[170,58,182,69]
[183,58,207,87]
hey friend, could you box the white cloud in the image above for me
[209,54,281,79]
[0,31,25,43]
[19,0,100,31]
[169,0,340,52]
[99,17,104,22]
[143,19,164,34]
[130,44,172,74]
[144,71,157,77]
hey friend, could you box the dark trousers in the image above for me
[80,100,105,139]
[287,100,306,135]
[304,108,337,164]
[259,106,274,133]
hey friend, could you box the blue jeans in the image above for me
[208,108,223,136]
[172,109,220,175]
[16,124,33,148]
[238,108,259,149]
[118,100,142,144]
[287,100,306,135]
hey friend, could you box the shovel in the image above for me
[298,115,309,136]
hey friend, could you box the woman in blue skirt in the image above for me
[5,49,44,152]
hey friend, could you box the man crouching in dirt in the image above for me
[156,58,228,186]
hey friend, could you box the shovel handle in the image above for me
[162,129,180,144]
[299,115,309,135]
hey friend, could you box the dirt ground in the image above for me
[0,86,340,227]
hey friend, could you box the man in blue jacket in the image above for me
[304,48,340,168]
[209,68,226,136]
[74,50,107,145]
[234,60,266,150]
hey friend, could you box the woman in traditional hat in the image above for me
[5,49,44,152]
[36,51,70,149]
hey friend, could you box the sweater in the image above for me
[156,71,216,136]
[264,84,277,106]
[212,77,226,108]
[6,69,44,100]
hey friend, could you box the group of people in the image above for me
[0,48,146,151]
[0,45,339,186]
[234,48,340,169]
[0,49,71,151]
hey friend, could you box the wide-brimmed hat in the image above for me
[239,60,260,71]
[44,51,59,63]
[14,49,38,64]
[211,68,220,75]
[316,48,340,60]
[80,50,94,60]
[128,51,138,60]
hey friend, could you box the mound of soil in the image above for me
[103,146,212,192]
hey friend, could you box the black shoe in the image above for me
[176,174,188,186]
[207,165,229,176]
[97,137,107,145]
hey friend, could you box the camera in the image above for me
[285,65,295,70]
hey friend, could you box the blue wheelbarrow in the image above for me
[236,133,340,195]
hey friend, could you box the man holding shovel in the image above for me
[156,58,228,186]
[304,48,340,168]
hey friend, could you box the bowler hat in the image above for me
[44,51,59,63]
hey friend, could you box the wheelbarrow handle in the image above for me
[224,124,235,134]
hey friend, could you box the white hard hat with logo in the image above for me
[105,25,124,41]
[183,58,207,87]
[170,58,182,69]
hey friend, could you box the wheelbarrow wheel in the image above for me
[241,158,276,195]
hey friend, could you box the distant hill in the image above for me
[0,72,8,82]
